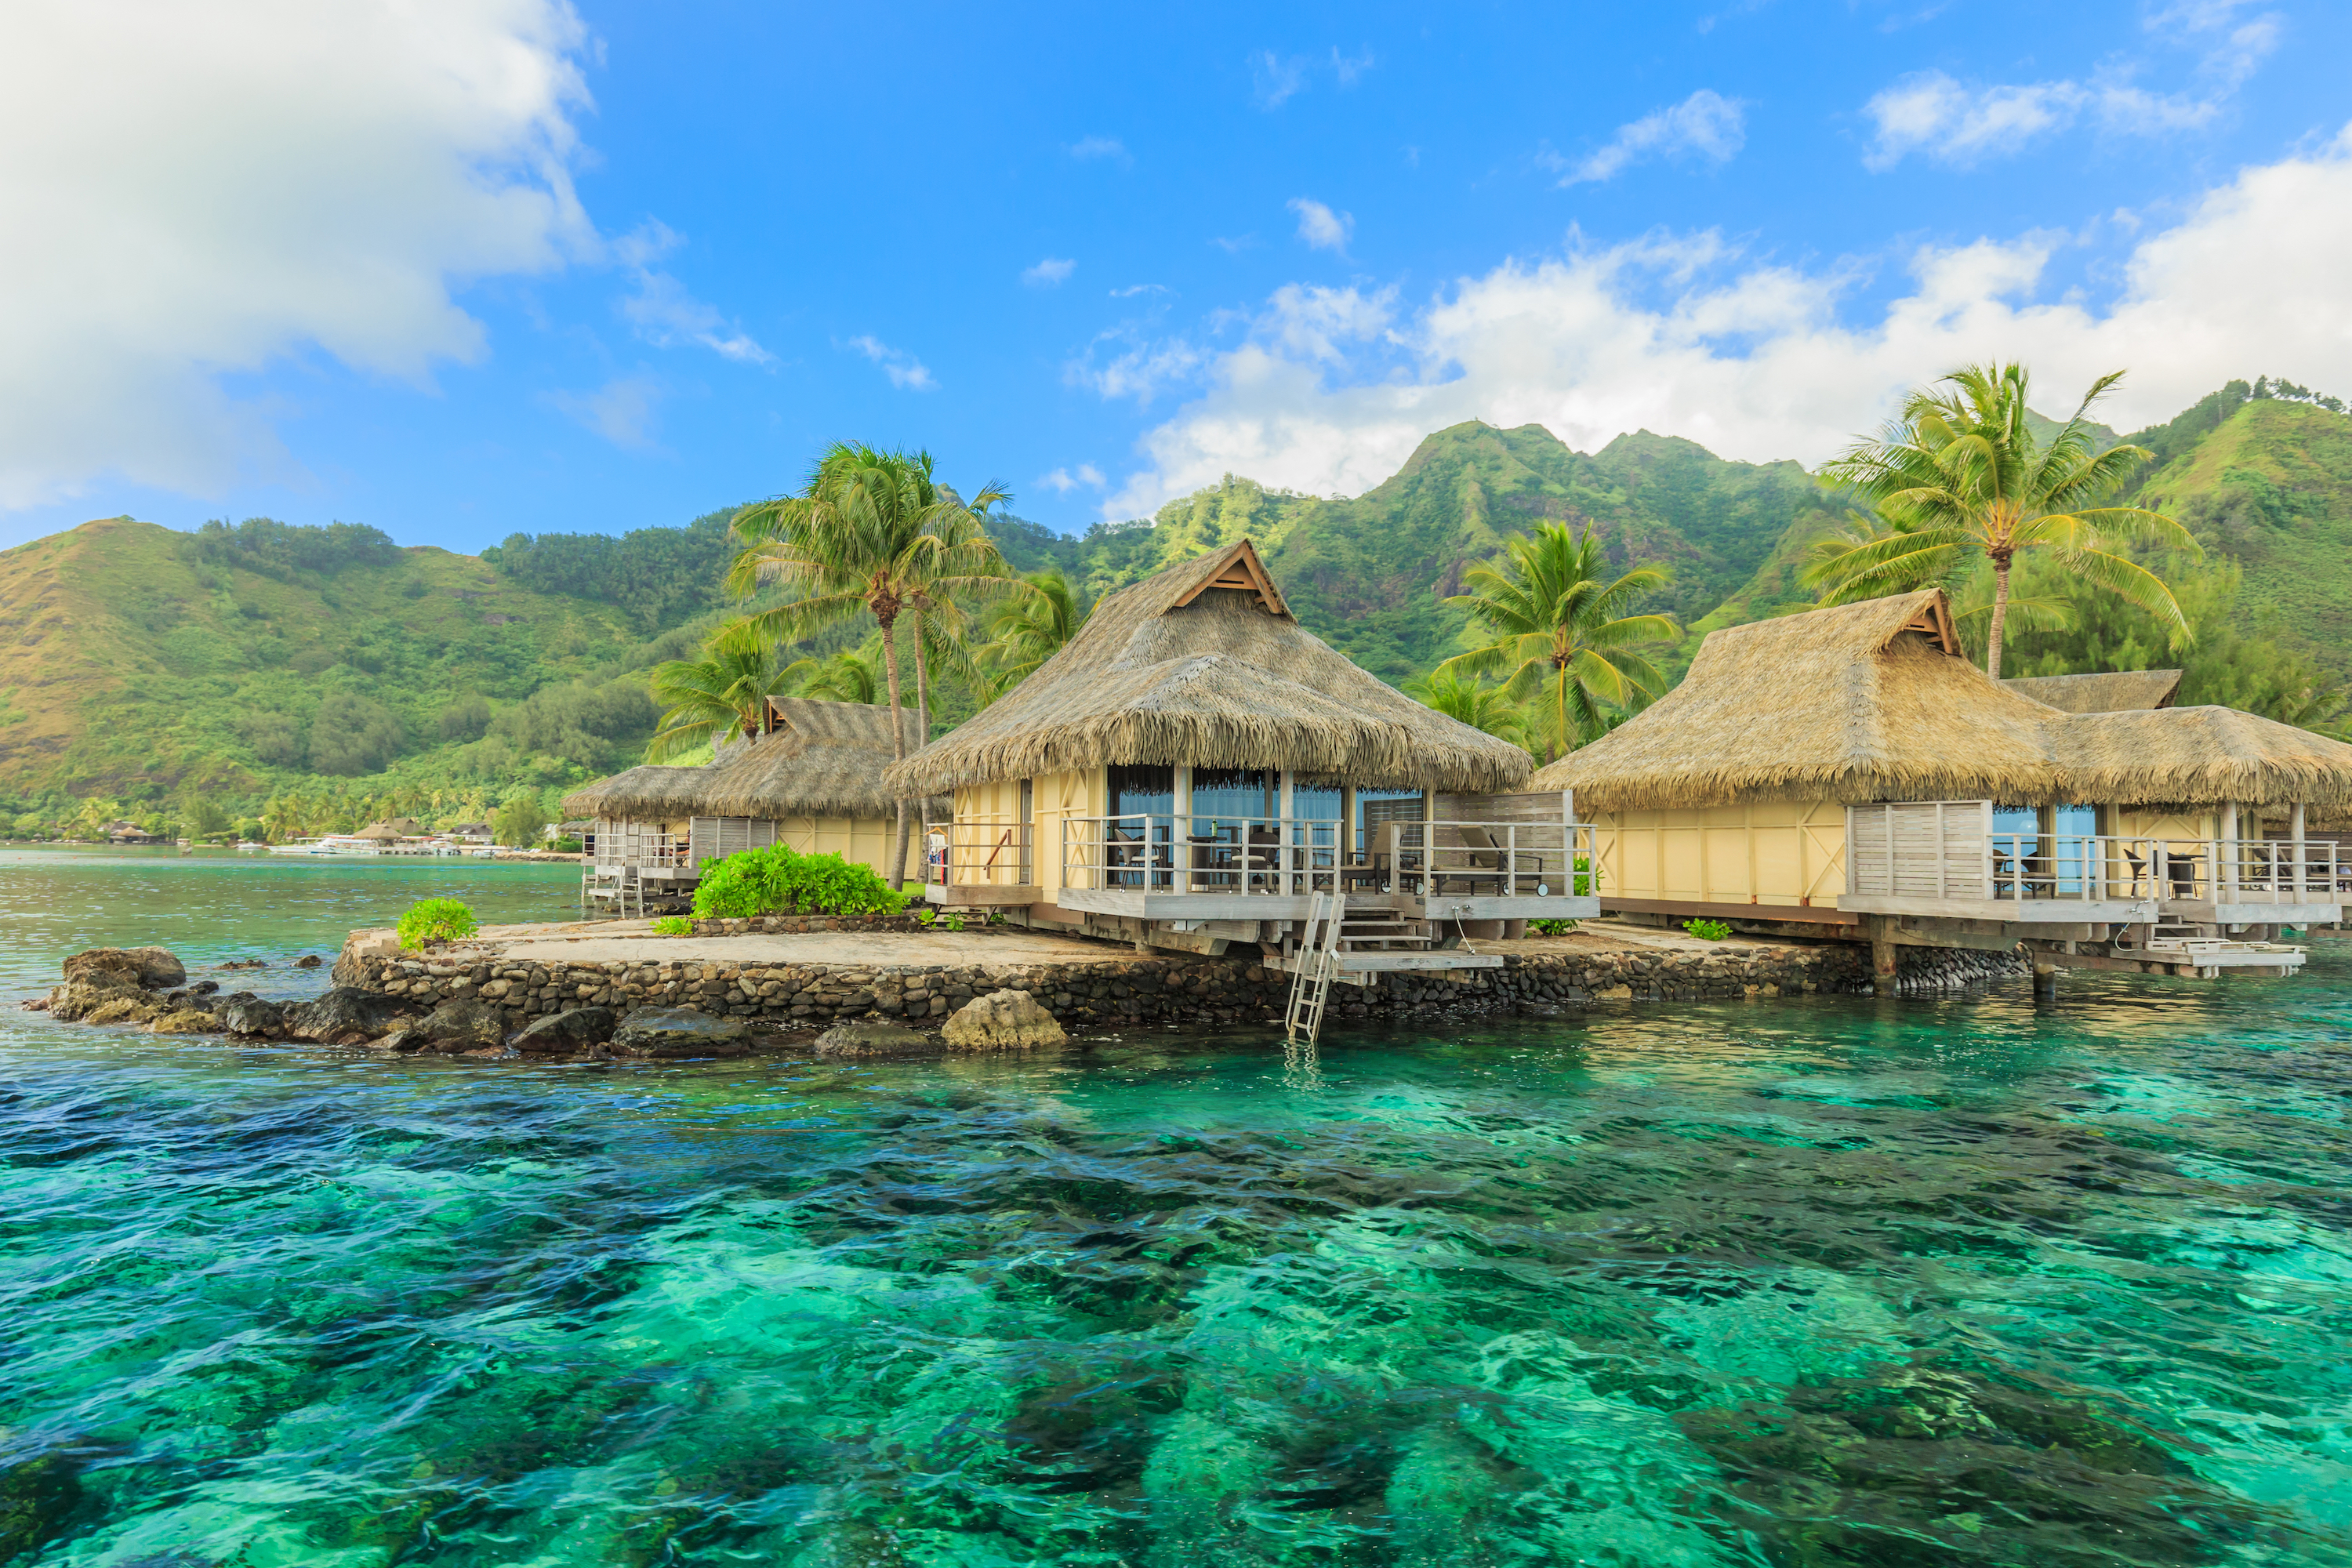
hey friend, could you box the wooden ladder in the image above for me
[1283,891,1348,1046]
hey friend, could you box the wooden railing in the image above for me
[2126,837,2352,904]
[1061,814,1596,900]
[931,817,1033,887]
[1380,820,1597,898]
[1062,814,1342,895]
[1848,803,2350,906]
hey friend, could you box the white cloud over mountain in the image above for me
[0,0,599,510]
[1104,125,2352,519]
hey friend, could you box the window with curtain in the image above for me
[1190,767,1272,825]
[1356,787,1421,855]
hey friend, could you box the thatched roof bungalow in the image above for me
[563,697,936,887]
[2002,668,2181,713]
[887,539,1592,940]
[1532,588,2352,934]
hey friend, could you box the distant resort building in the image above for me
[564,697,935,912]
[1537,589,2352,979]
[103,820,165,845]
[887,539,1599,974]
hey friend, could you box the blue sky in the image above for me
[5,0,2350,552]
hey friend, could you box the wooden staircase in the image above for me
[1280,892,1505,1045]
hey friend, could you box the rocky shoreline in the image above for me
[27,922,2046,1064]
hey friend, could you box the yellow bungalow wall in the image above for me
[949,767,1102,896]
[1594,801,1849,909]
[775,815,914,883]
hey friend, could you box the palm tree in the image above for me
[1435,522,1679,762]
[645,630,779,760]
[726,443,1010,886]
[899,493,1018,744]
[975,568,1091,702]
[1809,363,2199,679]
[1404,669,1526,749]
[783,644,884,705]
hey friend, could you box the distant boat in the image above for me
[269,836,385,856]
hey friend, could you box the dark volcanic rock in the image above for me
[814,1018,933,1057]
[293,954,323,969]
[281,988,414,1044]
[63,946,187,991]
[604,1007,751,1060]
[511,1007,617,1054]
[411,999,509,1054]
[218,997,286,1037]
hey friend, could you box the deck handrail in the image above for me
[1062,813,1344,895]
[1381,819,1598,899]
[1060,814,1597,899]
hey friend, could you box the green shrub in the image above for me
[1528,918,1580,935]
[1682,917,1733,941]
[1570,853,1595,897]
[650,916,692,936]
[397,898,479,949]
[691,844,909,920]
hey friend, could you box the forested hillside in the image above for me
[3,378,2343,833]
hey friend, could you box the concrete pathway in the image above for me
[405,920,1151,970]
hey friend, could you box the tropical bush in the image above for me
[650,916,693,936]
[1682,917,1733,941]
[1527,918,1579,935]
[397,898,479,949]
[691,844,909,920]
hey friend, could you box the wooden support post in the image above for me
[1277,768,1294,895]
[1864,914,1899,990]
[2292,800,2307,900]
[2220,800,2240,900]
[1174,763,1192,895]
[2033,963,2058,1001]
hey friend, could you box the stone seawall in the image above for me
[334,937,1873,1033]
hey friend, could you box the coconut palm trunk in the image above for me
[877,606,912,891]
[1985,550,2015,681]
[909,607,933,845]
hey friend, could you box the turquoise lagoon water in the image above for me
[1,846,2348,1566]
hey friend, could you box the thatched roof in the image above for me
[2002,668,2182,713]
[352,822,405,841]
[2058,706,2352,811]
[562,699,940,821]
[1534,588,2352,811]
[882,540,1534,796]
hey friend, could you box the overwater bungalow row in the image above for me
[562,698,938,913]
[886,540,1599,978]
[1535,589,2352,980]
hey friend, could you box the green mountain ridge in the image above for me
[2,381,2343,822]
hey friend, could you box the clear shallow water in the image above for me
[2,851,2349,1566]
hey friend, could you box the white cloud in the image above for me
[847,335,937,391]
[1067,136,1129,163]
[1111,284,1171,298]
[614,220,773,364]
[1331,46,1375,85]
[0,0,596,510]
[1039,463,1106,494]
[1023,256,1077,288]
[1863,5,2280,171]
[1065,332,1207,405]
[1104,125,2352,518]
[1250,50,1308,109]
[1289,198,1354,254]
[1553,89,1746,185]
[550,372,662,449]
